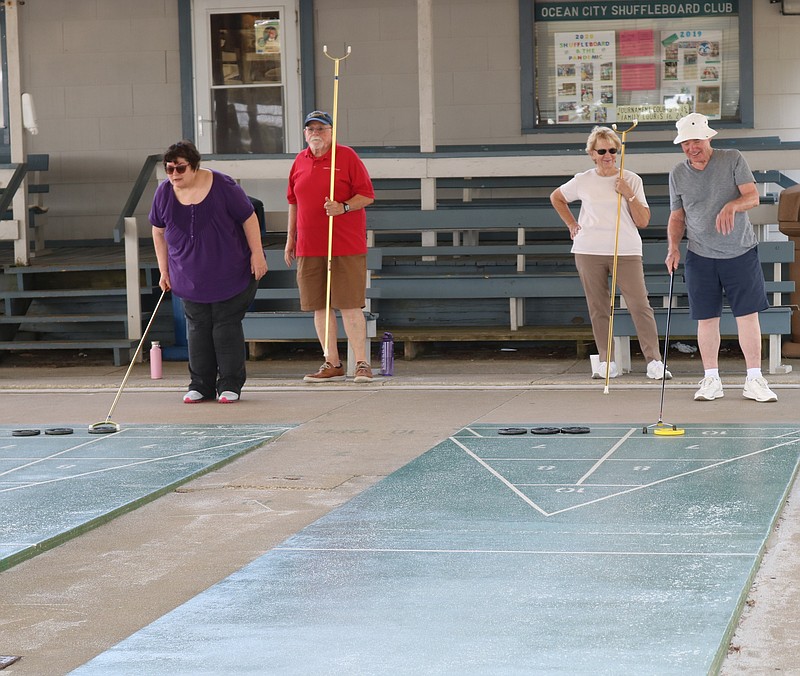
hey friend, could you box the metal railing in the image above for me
[0,162,29,219]
[113,153,161,243]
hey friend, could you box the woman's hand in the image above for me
[159,272,171,292]
[567,222,581,240]
[615,176,635,201]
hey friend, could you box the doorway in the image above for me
[192,0,301,155]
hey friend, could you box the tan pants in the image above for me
[297,254,366,311]
[574,253,662,363]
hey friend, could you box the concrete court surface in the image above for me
[1,349,799,674]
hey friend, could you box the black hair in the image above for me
[163,140,201,169]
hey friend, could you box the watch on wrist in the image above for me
[343,202,350,213]
[627,195,636,203]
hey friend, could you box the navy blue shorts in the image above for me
[684,247,769,320]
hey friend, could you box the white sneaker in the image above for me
[646,360,673,380]
[592,361,619,379]
[694,376,724,401]
[183,390,205,404]
[742,377,778,403]
[218,391,240,403]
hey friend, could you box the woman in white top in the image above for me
[550,125,670,380]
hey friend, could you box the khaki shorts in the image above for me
[297,254,366,311]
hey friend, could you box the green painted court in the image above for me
[66,423,800,675]
[0,424,292,572]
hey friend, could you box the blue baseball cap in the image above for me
[304,110,333,127]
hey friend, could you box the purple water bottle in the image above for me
[380,332,394,376]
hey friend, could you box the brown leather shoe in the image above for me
[353,361,373,383]
[303,361,345,383]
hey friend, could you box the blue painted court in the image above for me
[68,423,800,675]
[0,424,292,572]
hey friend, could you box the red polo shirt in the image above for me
[287,144,374,257]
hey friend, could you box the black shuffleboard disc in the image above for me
[498,427,528,435]
[88,423,120,435]
[12,429,41,437]
[531,427,561,435]
[561,426,591,434]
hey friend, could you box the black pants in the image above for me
[182,278,258,398]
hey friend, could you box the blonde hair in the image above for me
[585,126,621,155]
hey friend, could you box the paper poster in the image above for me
[554,31,616,124]
[617,103,692,123]
[254,19,280,54]
[620,63,656,91]
[619,29,654,58]
[660,30,721,118]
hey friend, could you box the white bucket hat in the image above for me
[674,112,718,144]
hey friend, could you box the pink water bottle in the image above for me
[150,340,162,379]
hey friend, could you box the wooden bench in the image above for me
[612,241,795,375]
[368,236,795,370]
[369,170,786,221]
[242,249,380,375]
[613,307,793,376]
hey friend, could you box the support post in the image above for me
[5,1,31,265]
[124,217,144,362]
[778,186,800,360]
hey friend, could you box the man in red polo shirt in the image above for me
[285,111,376,382]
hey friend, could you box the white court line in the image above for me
[0,432,124,478]
[482,457,742,462]
[516,483,641,487]
[2,384,800,393]
[454,426,800,517]
[452,437,548,516]
[274,546,757,557]
[576,428,636,485]
[546,436,800,516]
[0,435,275,492]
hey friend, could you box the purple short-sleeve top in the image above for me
[149,170,255,303]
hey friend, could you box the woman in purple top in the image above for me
[150,140,268,404]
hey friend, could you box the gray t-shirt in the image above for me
[668,148,757,259]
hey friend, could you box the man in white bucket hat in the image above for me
[666,113,777,403]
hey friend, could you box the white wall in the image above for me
[316,0,800,148]
[754,0,800,142]
[312,0,524,147]
[19,0,181,241]
[12,0,800,241]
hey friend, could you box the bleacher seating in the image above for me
[0,153,49,251]
[237,164,793,373]
[242,249,380,375]
[364,203,794,373]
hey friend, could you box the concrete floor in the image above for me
[1,347,799,674]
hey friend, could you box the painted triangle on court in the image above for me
[453,424,800,517]
[474,460,726,516]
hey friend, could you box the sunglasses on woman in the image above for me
[165,163,190,175]
[594,148,618,155]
